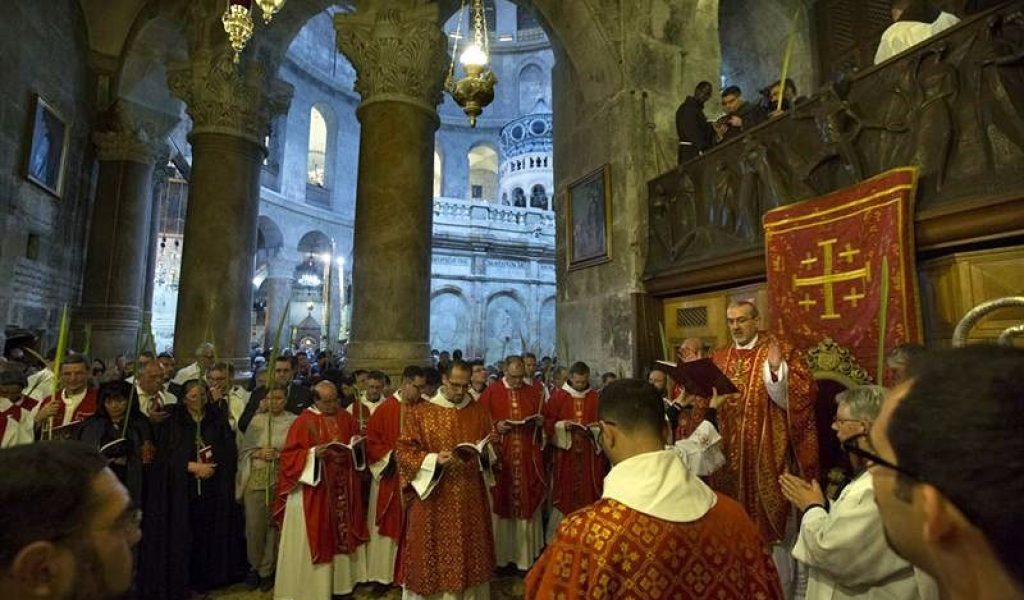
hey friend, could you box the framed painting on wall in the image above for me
[566,164,611,270]
[26,95,70,198]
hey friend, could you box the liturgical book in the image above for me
[656,359,738,398]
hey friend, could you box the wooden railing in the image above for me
[644,1,1024,294]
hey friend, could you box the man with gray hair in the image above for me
[886,343,926,385]
[170,342,215,387]
[779,385,918,600]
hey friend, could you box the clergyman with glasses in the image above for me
[779,385,918,600]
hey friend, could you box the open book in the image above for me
[656,358,739,399]
[197,444,215,464]
[452,437,493,470]
[48,419,84,441]
[100,437,129,459]
[505,414,542,427]
[322,436,367,471]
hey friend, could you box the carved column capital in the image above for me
[92,128,165,164]
[335,4,449,116]
[167,49,293,145]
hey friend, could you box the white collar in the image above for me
[62,388,87,403]
[392,392,404,404]
[602,449,717,522]
[429,390,471,410]
[735,334,760,350]
[561,382,591,399]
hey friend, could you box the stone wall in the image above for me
[0,0,97,351]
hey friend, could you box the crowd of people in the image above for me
[1,299,1021,600]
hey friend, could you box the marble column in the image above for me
[77,127,165,360]
[335,5,449,374]
[142,159,174,338]
[262,259,293,350]
[168,50,292,369]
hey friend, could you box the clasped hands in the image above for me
[779,471,825,512]
[188,461,217,479]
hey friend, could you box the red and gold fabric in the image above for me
[365,394,404,541]
[764,167,923,385]
[480,382,546,519]
[525,496,784,599]
[542,387,608,516]
[710,335,818,544]
[396,399,495,597]
[275,408,368,564]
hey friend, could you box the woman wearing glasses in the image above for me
[778,385,919,600]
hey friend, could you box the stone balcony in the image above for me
[644,1,1024,294]
[432,196,555,251]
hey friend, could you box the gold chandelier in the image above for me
[222,0,289,63]
[445,0,498,127]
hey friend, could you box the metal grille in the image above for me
[676,306,708,329]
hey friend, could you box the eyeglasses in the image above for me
[726,317,753,326]
[842,435,924,482]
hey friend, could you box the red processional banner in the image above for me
[764,167,923,385]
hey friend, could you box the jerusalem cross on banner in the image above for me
[764,167,924,385]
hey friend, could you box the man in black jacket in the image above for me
[675,81,716,164]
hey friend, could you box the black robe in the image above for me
[139,403,244,599]
[76,413,152,503]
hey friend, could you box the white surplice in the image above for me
[274,442,367,600]
[874,12,960,64]
[793,471,920,600]
[365,448,398,584]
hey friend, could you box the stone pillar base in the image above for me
[76,305,143,360]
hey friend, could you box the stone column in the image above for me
[335,5,449,374]
[262,258,293,350]
[77,126,165,360]
[168,50,292,368]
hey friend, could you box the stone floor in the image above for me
[209,576,526,599]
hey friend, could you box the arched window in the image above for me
[433,150,443,198]
[530,184,548,209]
[307,106,328,187]
[512,187,526,207]
[467,145,498,201]
[518,64,545,115]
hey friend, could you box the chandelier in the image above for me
[222,0,289,63]
[445,0,498,127]
[295,254,323,288]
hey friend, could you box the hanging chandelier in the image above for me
[222,0,290,64]
[445,0,498,127]
[295,254,323,288]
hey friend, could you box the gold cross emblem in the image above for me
[792,239,871,320]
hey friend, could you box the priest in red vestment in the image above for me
[396,360,498,599]
[526,378,784,600]
[480,355,546,571]
[541,360,608,540]
[36,354,97,440]
[364,366,425,586]
[709,301,818,543]
[275,380,369,600]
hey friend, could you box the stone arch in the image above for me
[297,230,331,254]
[538,295,556,358]
[484,290,528,364]
[529,183,548,209]
[718,0,814,103]
[517,62,547,115]
[430,287,471,352]
[467,142,499,201]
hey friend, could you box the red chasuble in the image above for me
[396,398,495,597]
[44,384,97,432]
[710,333,818,543]
[275,407,369,564]
[542,387,608,516]
[525,496,784,599]
[480,381,546,519]
[365,394,403,540]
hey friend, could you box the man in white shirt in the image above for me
[170,342,215,386]
[875,1,960,64]
[780,385,919,600]
[135,361,175,422]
